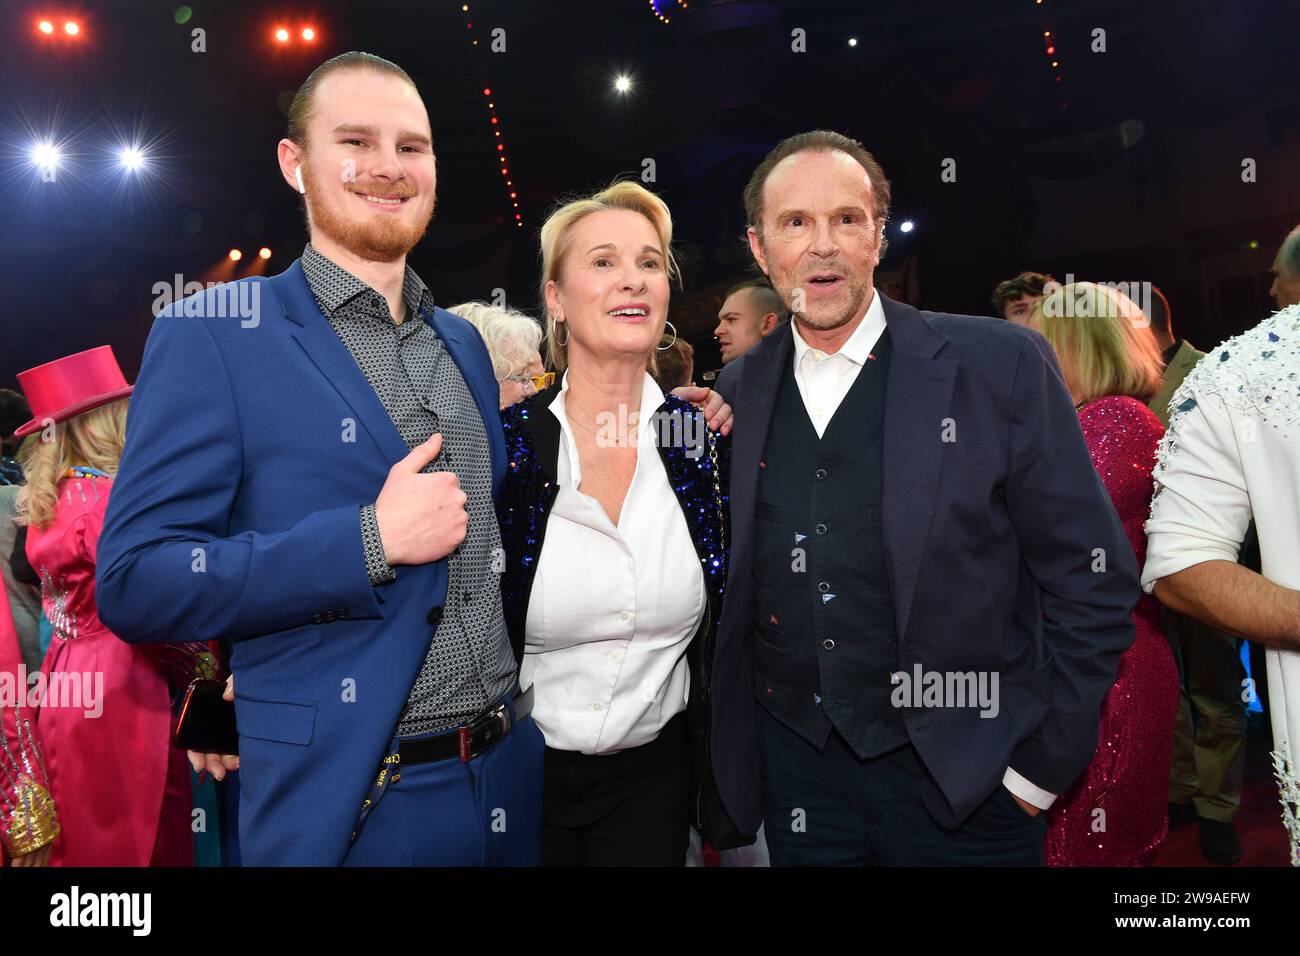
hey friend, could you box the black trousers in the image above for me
[542,712,691,866]
[760,708,1046,866]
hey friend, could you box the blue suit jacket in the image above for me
[712,295,1139,835]
[96,260,506,865]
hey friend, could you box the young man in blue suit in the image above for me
[95,52,543,866]
[711,131,1141,865]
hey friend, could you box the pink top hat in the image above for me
[13,345,134,438]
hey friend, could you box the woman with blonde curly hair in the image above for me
[1027,282,1179,866]
[9,346,212,866]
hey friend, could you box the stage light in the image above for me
[1248,239,1260,250]
[899,220,915,233]
[228,249,243,262]
[483,88,492,96]
[1046,45,1055,55]
[615,75,632,93]
[64,21,79,35]
[848,37,858,47]
[38,20,54,34]
[275,27,289,42]
[259,247,272,259]
[1051,60,1059,68]
[31,142,60,170]
[118,146,146,171]
[302,27,315,41]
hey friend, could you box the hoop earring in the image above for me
[657,321,677,350]
[553,319,569,348]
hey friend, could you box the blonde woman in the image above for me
[449,301,551,408]
[11,346,211,866]
[1027,283,1179,866]
[497,181,739,865]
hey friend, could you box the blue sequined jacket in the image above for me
[498,386,747,845]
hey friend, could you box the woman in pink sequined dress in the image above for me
[1029,282,1180,866]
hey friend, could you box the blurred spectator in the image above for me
[449,301,550,407]
[991,271,1056,325]
[651,336,695,391]
[1269,224,1300,310]
[714,278,786,364]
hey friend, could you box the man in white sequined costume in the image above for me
[1142,302,1300,866]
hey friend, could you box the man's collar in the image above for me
[301,242,434,319]
[791,288,887,367]
[1160,337,1184,368]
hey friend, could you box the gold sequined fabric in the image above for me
[2,775,59,858]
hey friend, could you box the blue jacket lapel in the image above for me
[270,260,411,467]
[879,294,957,647]
[428,306,506,491]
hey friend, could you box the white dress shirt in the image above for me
[520,370,706,755]
[790,289,887,438]
[788,290,1056,810]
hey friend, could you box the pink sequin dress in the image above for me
[1044,395,1179,866]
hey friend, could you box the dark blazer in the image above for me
[497,385,745,845]
[96,260,506,865]
[713,294,1139,834]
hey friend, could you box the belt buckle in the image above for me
[460,701,510,762]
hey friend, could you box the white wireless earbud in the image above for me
[295,166,305,194]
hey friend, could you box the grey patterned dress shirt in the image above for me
[300,243,515,737]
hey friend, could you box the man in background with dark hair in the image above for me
[1145,283,1248,865]
[715,278,787,364]
[990,271,1055,324]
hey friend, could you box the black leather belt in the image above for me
[398,684,535,766]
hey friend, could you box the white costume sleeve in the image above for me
[1141,387,1253,593]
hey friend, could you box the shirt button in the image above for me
[815,523,828,536]
[463,590,473,603]
[822,639,836,651]
[814,468,828,480]
[592,702,603,712]
[818,581,830,593]
[619,611,630,622]
[370,297,381,310]
[426,605,443,626]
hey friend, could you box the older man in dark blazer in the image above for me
[710,131,1140,865]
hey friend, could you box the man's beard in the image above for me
[775,269,874,331]
[303,165,435,263]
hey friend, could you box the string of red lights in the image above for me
[460,3,523,228]
[1036,0,1066,109]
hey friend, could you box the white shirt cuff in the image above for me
[1003,766,1057,810]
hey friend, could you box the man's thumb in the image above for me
[402,432,443,471]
